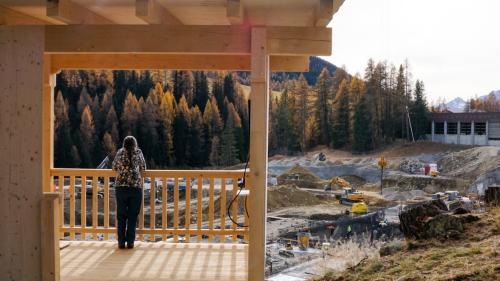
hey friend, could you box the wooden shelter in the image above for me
[0,1,344,280]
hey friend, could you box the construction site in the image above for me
[262,141,500,280]
[50,140,500,280]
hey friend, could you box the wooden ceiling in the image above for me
[0,0,344,27]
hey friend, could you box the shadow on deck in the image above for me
[60,241,248,281]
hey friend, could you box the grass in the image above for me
[311,207,500,281]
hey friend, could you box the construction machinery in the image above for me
[337,187,365,205]
[325,176,350,191]
[351,202,368,214]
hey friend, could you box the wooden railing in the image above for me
[50,168,250,243]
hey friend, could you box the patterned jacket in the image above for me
[112,148,146,187]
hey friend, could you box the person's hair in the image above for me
[122,136,138,165]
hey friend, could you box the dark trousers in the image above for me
[116,187,142,245]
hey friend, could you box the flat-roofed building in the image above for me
[428,112,500,146]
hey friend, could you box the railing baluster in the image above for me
[69,176,75,240]
[81,176,87,240]
[104,176,109,240]
[173,177,179,242]
[59,176,64,239]
[185,177,191,242]
[139,177,144,241]
[220,178,226,243]
[208,176,215,242]
[162,177,167,241]
[92,176,98,240]
[197,176,202,242]
[232,176,238,242]
[150,177,156,242]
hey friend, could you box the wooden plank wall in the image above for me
[0,26,45,281]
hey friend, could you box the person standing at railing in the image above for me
[112,136,146,249]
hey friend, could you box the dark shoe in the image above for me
[118,244,126,249]
[127,243,134,249]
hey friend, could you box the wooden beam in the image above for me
[248,27,269,281]
[135,0,182,25]
[316,0,345,26]
[267,26,332,56]
[50,54,309,72]
[0,6,53,25]
[46,0,114,24]
[227,0,243,25]
[45,25,250,54]
[45,25,331,56]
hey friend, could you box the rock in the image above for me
[379,241,403,256]
[399,159,424,174]
[399,200,473,240]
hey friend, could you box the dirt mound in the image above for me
[341,175,367,188]
[277,164,324,189]
[382,174,469,193]
[438,146,500,180]
[267,184,323,210]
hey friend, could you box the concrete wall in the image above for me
[0,26,45,281]
[444,134,458,144]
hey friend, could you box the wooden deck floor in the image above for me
[60,241,248,281]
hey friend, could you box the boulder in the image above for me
[399,200,478,240]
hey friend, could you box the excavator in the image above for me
[324,176,350,191]
[326,177,368,213]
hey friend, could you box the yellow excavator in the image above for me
[325,176,350,191]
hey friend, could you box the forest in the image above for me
[53,57,429,169]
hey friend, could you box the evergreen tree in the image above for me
[54,91,74,167]
[140,96,160,168]
[79,105,96,167]
[410,80,429,140]
[105,105,120,144]
[77,87,92,117]
[193,71,209,112]
[209,136,221,167]
[188,106,205,167]
[331,79,350,148]
[315,68,332,145]
[137,70,154,100]
[223,73,236,103]
[212,73,225,112]
[172,71,195,106]
[347,75,366,141]
[352,96,373,152]
[294,74,309,151]
[120,91,141,137]
[220,109,239,167]
[275,88,299,154]
[173,95,191,166]
[158,91,176,166]
[102,132,116,157]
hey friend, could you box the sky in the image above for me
[321,0,500,103]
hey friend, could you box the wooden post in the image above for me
[0,26,46,281]
[248,27,269,281]
[41,192,61,281]
[43,54,55,193]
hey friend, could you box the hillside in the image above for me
[237,56,338,86]
[313,207,500,281]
